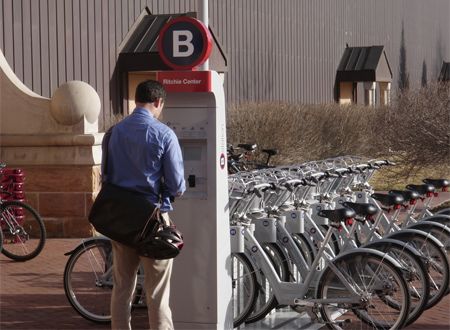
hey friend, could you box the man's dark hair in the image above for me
[135,80,166,103]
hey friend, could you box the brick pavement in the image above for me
[1,192,449,330]
[0,238,149,330]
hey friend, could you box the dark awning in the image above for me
[336,46,392,83]
[438,62,450,82]
[118,11,227,72]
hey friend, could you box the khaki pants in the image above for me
[111,213,174,330]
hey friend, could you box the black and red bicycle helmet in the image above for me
[137,226,184,259]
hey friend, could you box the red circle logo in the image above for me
[220,153,226,170]
[158,17,212,70]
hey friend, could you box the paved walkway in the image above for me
[1,192,449,330]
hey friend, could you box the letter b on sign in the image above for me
[159,17,212,70]
[173,31,194,57]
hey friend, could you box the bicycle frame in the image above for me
[244,226,358,307]
[243,220,397,308]
[401,193,450,226]
[1,201,26,238]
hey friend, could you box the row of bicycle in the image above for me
[228,155,450,329]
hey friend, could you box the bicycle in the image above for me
[302,157,450,299]
[63,236,146,323]
[227,143,278,174]
[414,178,450,218]
[229,176,411,329]
[0,163,46,261]
[230,168,430,327]
[307,157,450,310]
[396,181,450,227]
[234,205,411,329]
[388,186,450,262]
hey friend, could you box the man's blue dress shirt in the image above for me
[101,107,186,211]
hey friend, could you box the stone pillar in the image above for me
[0,50,103,237]
[380,82,391,105]
[363,82,376,106]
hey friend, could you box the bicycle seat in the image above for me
[405,183,434,195]
[231,153,244,160]
[262,149,278,156]
[371,193,404,206]
[317,207,355,221]
[343,202,377,216]
[0,163,6,169]
[238,143,257,151]
[423,178,450,189]
[389,189,420,202]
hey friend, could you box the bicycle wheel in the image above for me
[363,239,430,326]
[406,221,450,257]
[317,250,410,330]
[64,238,114,323]
[232,252,258,328]
[291,232,315,267]
[0,226,3,254]
[245,242,291,324]
[386,230,450,309]
[1,200,46,261]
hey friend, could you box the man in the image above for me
[102,80,186,330]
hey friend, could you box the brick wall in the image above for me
[16,165,101,238]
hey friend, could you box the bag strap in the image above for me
[155,178,166,222]
[103,125,115,176]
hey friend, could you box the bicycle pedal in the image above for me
[323,319,352,326]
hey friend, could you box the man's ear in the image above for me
[154,98,163,108]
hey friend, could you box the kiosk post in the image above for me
[157,70,232,329]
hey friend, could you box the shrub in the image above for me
[227,102,381,165]
[226,83,450,189]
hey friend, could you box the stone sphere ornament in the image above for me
[50,81,101,125]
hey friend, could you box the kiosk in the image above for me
[157,70,232,329]
[153,16,232,329]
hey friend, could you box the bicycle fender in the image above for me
[405,221,450,233]
[362,238,423,258]
[64,236,111,256]
[330,247,404,269]
[420,214,450,222]
[434,208,450,216]
[385,228,445,249]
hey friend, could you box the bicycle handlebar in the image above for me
[249,183,272,197]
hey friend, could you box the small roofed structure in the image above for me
[119,10,227,72]
[117,8,227,114]
[336,45,392,106]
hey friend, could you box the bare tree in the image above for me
[398,22,410,93]
[421,60,428,87]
